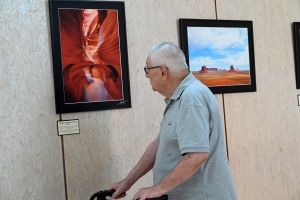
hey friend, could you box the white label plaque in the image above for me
[57,119,80,136]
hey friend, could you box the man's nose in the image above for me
[145,73,149,78]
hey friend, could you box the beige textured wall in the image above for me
[216,0,300,199]
[0,0,65,199]
[1,0,300,200]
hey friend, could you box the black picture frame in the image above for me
[49,0,131,113]
[179,19,256,94]
[293,22,300,89]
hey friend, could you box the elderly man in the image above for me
[108,42,237,200]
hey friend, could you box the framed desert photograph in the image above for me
[49,0,131,113]
[293,22,300,89]
[179,19,256,94]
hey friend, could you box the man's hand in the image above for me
[107,179,131,199]
[133,185,162,200]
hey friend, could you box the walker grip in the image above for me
[89,189,168,200]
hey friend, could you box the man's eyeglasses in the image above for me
[144,66,161,74]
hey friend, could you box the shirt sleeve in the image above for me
[155,132,160,143]
[175,104,210,155]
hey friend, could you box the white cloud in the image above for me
[190,56,216,71]
[188,27,248,50]
[190,56,216,66]
[190,46,250,70]
[220,46,249,66]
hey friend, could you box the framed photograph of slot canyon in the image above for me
[293,22,300,89]
[179,19,257,94]
[49,0,131,113]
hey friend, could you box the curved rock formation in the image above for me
[58,9,123,103]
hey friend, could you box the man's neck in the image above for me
[159,72,189,98]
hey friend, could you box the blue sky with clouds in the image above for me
[187,27,250,71]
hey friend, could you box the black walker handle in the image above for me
[90,189,115,200]
[90,189,168,200]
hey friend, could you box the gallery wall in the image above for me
[0,0,299,200]
[217,0,300,199]
[0,0,65,199]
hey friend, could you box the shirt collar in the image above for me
[164,73,195,104]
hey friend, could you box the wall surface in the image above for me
[0,0,65,199]
[217,0,300,199]
[0,0,300,200]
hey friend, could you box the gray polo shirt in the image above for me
[153,73,237,200]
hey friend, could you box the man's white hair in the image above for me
[148,42,189,73]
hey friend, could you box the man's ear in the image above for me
[161,65,168,81]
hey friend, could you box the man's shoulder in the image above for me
[182,79,213,100]
[178,79,218,110]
